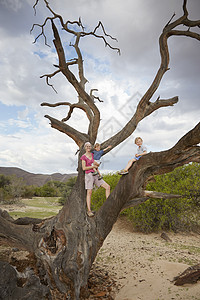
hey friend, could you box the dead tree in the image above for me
[0,0,199,299]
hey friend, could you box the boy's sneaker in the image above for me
[87,211,94,217]
[92,171,98,176]
[98,176,103,180]
[119,170,129,175]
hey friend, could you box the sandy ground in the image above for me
[94,217,200,300]
[1,204,200,299]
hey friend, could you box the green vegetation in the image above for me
[1,163,199,233]
[34,181,68,197]
[0,174,77,204]
[91,173,121,211]
[0,174,27,204]
[58,177,77,205]
[9,197,61,219]
[91,163,200,233]
[127,163,200,233]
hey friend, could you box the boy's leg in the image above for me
[92,163,98,175]
[124,158,136,171]
[119,158,137,175]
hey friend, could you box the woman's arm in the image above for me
[82,160,94,171]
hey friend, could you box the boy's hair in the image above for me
[134,137,143,144]
[94,143,100,148]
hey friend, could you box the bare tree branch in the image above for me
[143,96,178,117]
[100,3,200,151]
[144,190,181,199]
[32,0,121,146]
[40,70,61,93]
[0,216,35,250]
[165,12,176,27]
[90,89,104,103]
[169,30,200,41]
[41,101,93,123]
[44,115,89,147]
[122,191,181,211]
[50,19,101,143]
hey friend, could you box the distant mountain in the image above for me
[0,167,77,187]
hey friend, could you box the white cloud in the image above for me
[1,0,22,12]
[0,0,199,174]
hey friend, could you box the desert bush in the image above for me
[126,197,195,233]
[126,163,200,232]
[22,185,36,198]
[58,177,77,205]
[0,187,11,203]
[90,164,200,233]
[91,173,120,211]
[0,174,11,188]
[147,163,200,204]
[0,174,26,204]
[34,181,63,197]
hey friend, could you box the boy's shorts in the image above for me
[93,160,101,166]
[85,172,105,189]
[135,155,141,161]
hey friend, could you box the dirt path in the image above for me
[94,217,200,300]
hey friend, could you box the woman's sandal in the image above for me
[87,211,94,217]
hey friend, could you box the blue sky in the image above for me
[0,0,199,174]
[0,104,35,134]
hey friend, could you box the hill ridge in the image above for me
[0,167,77,187]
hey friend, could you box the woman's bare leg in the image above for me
[101,182,110,198]
[86,189,93,211]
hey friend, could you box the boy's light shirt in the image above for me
[137,145,147,154]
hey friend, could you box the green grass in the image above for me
[8,197,62,219]
[21,197,61,208]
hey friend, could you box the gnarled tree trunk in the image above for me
[1,123,199,298]
[0,0,199,299]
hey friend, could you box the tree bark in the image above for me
[0,0,199,299]
[0,122,199,298]
[173,264,200,286]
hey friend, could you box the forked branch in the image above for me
[101,0,200,151]
[32,0,121,145]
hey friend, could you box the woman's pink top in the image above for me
[80,153,94,174]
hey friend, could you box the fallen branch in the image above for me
[173,264,200,285]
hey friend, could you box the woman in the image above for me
[80,142,110,217]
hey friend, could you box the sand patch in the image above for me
[94,217,200,300]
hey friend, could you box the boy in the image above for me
[92,143,112,179]
[119,137,147,175]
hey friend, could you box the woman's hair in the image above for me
[84,142,91,149]
[134,137,143,144]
